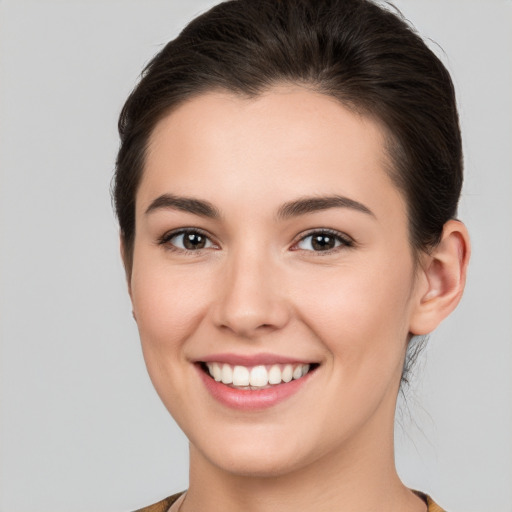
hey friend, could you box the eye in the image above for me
[294,230,353,252]
[159,229,216,252]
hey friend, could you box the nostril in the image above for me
[212,278,291,336]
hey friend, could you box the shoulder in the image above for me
[134,490,447,512]
[414,490,447,512]
[132,491,184,512]
[426,495,448,512]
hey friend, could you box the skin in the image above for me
[125,86,470,512]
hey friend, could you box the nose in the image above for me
[212,247,291,338]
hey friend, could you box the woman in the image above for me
[114,0,470,510]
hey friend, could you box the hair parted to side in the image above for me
[114,0,462,274]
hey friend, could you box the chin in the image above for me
[208,446,305,478]
[189,424,322,478]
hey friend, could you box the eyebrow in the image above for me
[276,195,375,220]
[145,194,220,218]
[145,193,374,220]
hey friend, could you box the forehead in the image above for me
[139,86,404,220]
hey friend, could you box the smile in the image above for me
[202,362,313,389]
[196,357,319,410]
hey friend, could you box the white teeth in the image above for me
[232,365,250,386]
[282,364,293,383]
[207,363,222,382]
[221,363,233,384]
[268,365,282,385]
[212,363,222,381]
[206,362,313,387]
[249,365,268,387]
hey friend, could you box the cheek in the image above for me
[129,255,217,424]
[130,252,212,363]
[292,255,414,377]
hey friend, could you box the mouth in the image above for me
[194,353,320,410]
[199,361,319,390]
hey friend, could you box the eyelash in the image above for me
[158,227,217,254]
[292,228,354,254]
[157,228,354,255]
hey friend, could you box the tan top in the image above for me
[133,490,446,512]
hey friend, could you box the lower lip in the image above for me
[196,365,314,411]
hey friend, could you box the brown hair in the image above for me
[114,0,462,274]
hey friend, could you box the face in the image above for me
[129,86,422,477]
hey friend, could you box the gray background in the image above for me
[0,1,510,511]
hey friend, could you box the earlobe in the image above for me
[409,220,471,335]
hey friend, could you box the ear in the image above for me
[409,220,470,335]
[119,235,133,298]
[120,236,138,321]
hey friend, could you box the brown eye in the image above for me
[311,234,336,251]
[164,230,215,251]
[182,232,207,249]
[296,231,352,252]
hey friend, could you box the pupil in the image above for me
[184,233,205,250]
[312,234,334,251]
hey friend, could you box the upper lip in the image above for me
[196,353,317,366]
